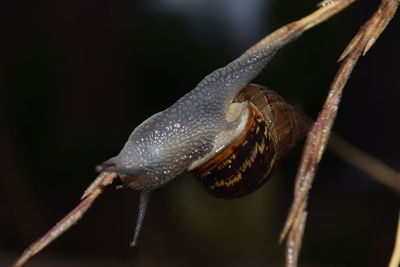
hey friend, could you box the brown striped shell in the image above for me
[191,84,308,198]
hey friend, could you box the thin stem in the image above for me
[281,0,399,266]
[245,0,357,57]
[285,201,307,267]
[328,133,400,193]
[12,172,118,267]
[389,211,400,267]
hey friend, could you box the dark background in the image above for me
[1,0,399,266]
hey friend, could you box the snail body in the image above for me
[97,31,305,245]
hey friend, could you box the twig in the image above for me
[389,211,400,267]
[81,170,110,199]
[245,0,357,56]
[285,201,307,267]
[12,172,118,267]
[328,133,400,193]
[281,0,399,265]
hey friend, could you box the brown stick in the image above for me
[285,201,307,267]
[389,211,400,267]
[328,133,400,193]
[81,170,111,199]
[245,0,357,56]
[281,0,399,266]
[12,172,118,267]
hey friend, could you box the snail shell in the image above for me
[191,83,307,198]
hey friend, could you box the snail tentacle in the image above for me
[130,191,151,247]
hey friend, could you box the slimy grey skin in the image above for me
[97,32,301,246]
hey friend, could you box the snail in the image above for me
[13,26,308,267]
[96,32,307,246]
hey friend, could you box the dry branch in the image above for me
[281,0,399,266]
[12,172,118,267]
[328,133,400,193]
[389,212,400,267]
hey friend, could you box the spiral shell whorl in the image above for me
[192,84,307,198]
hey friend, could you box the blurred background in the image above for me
[1,0,399,266]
